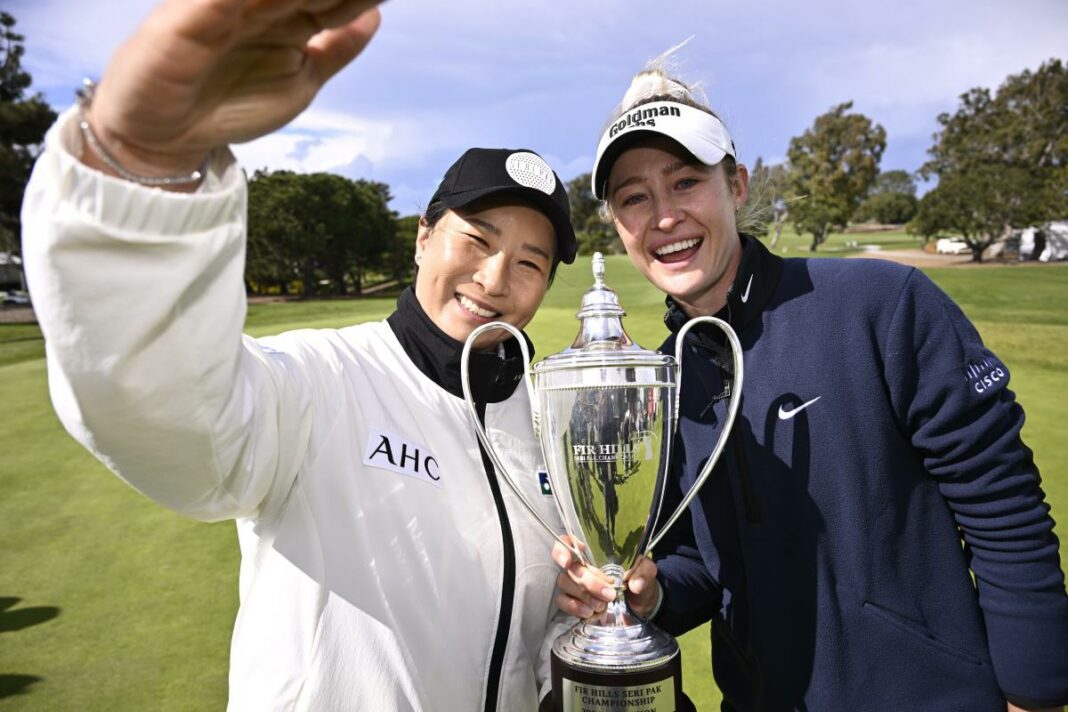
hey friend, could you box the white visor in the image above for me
[591,101,736,199]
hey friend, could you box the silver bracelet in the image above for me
[76,78,207,187]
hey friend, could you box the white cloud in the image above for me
[228,109,394,174]
[11,0,1067,205]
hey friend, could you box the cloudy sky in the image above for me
[8,0,1067,213]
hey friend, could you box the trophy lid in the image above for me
[534,253,672,374]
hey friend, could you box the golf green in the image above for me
[1,255,1065,710]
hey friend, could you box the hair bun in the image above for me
[620,72,693,110]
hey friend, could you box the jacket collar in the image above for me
[387,287,531,404]
[664,233,783,337]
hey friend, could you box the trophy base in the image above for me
[548,602,694,712]
[549,649,693,712]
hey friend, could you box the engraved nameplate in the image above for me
[560,677,675,712]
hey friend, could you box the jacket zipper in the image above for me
[716,301,761,526]
[686,329,760,525]
[475,402,516,712]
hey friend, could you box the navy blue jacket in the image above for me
[652,235,1068,711]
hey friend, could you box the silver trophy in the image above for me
[461,253,743,712]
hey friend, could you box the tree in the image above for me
[566,173,622,255]
[919,59,1068,261]
[905,192,947,245]
[314,173,368,296]
[912,164,1051,261]
[0,12,57,269]
[247,170,318,294]
[869,169,917,197]
[748,157,793,247]
[854,169,918,224]
[390,214,420,284]
[344,179,397,295]
[246,170,397,295]
[787,102,886,251]
[854,192,918,225]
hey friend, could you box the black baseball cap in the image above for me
[429,148,577,264]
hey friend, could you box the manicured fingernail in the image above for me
[601,586,616,601]
[630,577,646,595]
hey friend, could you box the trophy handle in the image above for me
[644,316,744,557]
[460,322,586,564]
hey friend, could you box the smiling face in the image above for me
[606,136,749,317]
[414,197,556,350]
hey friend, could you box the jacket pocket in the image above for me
[862,600,984,666]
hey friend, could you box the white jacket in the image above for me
[23,110,572,711]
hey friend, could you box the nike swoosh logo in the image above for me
[778,396,821,420]
[740,274,754,303]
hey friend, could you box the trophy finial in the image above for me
[592,252,605,287]
[568,250,640,352]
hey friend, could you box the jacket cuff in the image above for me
[1002,692,1068,710]
[985,599,1068,707]
[47,106,245,237]
[646,579,666,622]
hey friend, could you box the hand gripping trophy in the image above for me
[462,254,743,712]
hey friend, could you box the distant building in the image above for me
[1019,221,1068,262]
[0,253,24,290]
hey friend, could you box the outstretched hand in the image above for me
[552,536,660,620]
[83,0,383,180]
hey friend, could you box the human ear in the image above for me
[415,220,432,260]
[732,164,750,210]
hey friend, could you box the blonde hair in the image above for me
[605,38,708,123]
[600,41,769,236]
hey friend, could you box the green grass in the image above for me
[2,255,1066,710]
[761,224,922,256]
[0,323,45,369]
[243,296,401,336]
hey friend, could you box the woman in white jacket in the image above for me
[22,0,577,709]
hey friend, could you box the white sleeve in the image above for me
[21,107,315,522]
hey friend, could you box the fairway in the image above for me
[2,254,1066,710]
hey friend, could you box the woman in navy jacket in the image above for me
[555,63,1068,711]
